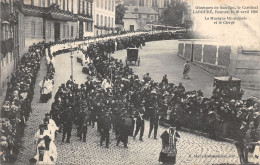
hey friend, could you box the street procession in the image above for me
[1,0,260,165]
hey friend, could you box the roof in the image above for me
[124,12,138,19]
[126,6,159,15]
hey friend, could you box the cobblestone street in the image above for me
[15,40,241,165]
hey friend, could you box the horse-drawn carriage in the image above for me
[125,48,140,66]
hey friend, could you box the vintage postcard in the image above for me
[0,0,259,164]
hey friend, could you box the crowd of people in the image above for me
[0,43,45,162]
[0,30,177,163]
[1,30,259,164]
[47,33,259,164]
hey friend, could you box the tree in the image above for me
[163,1,190,26]
[115,4,127,25]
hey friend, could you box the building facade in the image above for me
[20,0,93,50]
[123,12,138,31]
[93,0,116,36]
[133,0,175,19]
[1,0,94,104]
[0,0,19,99]
[124,6,159,30]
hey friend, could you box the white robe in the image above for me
[34,152,55,165]
[45,49,50,65]
[34,129,52,144]
[46,119,58,141]
[36,141,58,163]
[39,80,53,94]
[48,119,58,131]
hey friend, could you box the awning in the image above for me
[78,15,93,22]
[51,12,78,22]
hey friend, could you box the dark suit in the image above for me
[149,108,160,139]
[61,110,74,143]
[100,115,111,147]
[117,116,130,147]
[134,110,145,140]
[80,116,88,142]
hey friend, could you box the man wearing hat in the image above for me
[148,103,160,140]
[116,109,130,148]
[77,108,89,143]
[100,111,111,148]
[61,107,74,143]
[133,104,145,141]
[161,74,168,85]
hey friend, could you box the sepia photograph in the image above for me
[0,0,260,164]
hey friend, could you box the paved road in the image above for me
[15,40,240,165]
[112,40,214,98]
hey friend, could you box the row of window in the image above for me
[62,25,74,37]
[139,0,169,7]
[96,0,114,12]
[96,14,114,28]
[28,0,94,16]
[85,22,93,32]
[78,0,93,16]
[31,21,74,38]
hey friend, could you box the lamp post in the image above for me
[69,44,74,81]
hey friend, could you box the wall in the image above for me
[178,40,260,90]
[24,16,45,50]
[229,48,260,89]
[123,19,138,31]
[137,18,149,30]
[178,40,230,76]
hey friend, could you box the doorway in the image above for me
[130,25,134,31]
[54,22,60,41]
